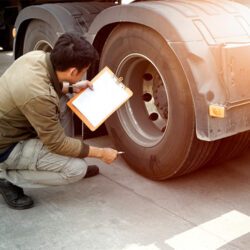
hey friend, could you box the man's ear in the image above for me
[68,67,78,76]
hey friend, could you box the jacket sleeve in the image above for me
[21,94,89,158]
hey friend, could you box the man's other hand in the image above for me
[74,80,93,93]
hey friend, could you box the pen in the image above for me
[117,151,125,155]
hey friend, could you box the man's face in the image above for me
[67,65,90,84]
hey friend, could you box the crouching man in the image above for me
[0,32,118,209]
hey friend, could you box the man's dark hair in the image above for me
[50,32,99,71]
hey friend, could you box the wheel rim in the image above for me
[33,40,53,52]
[116,53,169,147]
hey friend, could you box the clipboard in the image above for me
[67,66,133,131]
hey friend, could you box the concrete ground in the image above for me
[0,50,13,75]
[1,51,250,250]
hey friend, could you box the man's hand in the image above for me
[88,146,118,164]
[101,148,118,164]
[62,81,93,94]
[73,80,93,93]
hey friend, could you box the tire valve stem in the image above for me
[142,93,152,102]
[149,112,159,121]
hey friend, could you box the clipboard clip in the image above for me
[117,77,123,83]
[115,76,126,89]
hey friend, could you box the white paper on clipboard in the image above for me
[69,67,133,130]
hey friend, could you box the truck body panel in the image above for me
[89,0,250,141]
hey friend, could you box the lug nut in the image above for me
[143,93,152,102]
[149,112,159,121]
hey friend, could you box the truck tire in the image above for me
[23,20,57,53]
[206,131,250,166]
[100,24,219,180]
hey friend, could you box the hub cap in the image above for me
[34,40,52,52]
[116,53,169,147]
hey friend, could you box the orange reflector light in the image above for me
[12,28,17,38]
[209,105,225,118]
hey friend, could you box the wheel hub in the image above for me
[116,53,169,147]
[34,40,52,52]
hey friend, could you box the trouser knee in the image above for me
[62,158,87,183]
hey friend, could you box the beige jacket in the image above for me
[0,51,89,158]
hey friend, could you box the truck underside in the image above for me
[2,0,250,179]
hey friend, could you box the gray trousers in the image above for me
[0,95,88,188]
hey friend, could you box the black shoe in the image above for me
[84,165,99,178]
[0,179,33,210]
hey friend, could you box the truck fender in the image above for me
[14,4,80,58]
[89,1,250,141]
[14,2,114,58]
